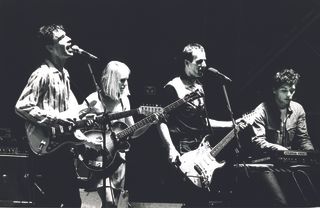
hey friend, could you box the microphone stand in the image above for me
[221,84,249,178]
[86,63,109,206]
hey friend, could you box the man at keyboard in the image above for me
[246,69,315,206]
[251,68,314,152]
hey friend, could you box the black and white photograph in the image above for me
[0,0,320,207]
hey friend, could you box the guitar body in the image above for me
[179,110,258,189]
[27,124,82,155]
[179,135,225,189]
[76,91,204,173]
[80,121,129,172]
[26,106,161,156]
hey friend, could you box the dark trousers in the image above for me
[29,147,81,207]
[231,165,320,207]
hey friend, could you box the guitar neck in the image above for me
[210,126,239,157]
[162,96,188,114]
[106,109,138,121]
[72,109,138,130]
[116,114,158,139]
[209,110,257,157]
[116,96,191,139]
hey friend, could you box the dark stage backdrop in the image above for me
[1,0,320,149]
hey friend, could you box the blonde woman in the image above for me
[81,60,133,207]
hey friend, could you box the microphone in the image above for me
[206,67,232,82]
[71,45,99,60]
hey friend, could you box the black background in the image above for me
[1,0,320,149]
[2,0,320,205]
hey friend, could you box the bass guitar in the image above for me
[178,110,258,190]
[79,89,204,172]
[27,105,161,156]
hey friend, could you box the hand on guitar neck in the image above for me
[177,110,258,190]
[236,112,256,129]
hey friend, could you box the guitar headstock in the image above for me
[184,89,204,102]
[238,110,258,128]
[137,105,163,116]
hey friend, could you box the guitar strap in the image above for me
[201,89,215,140]
[119,98,125,111]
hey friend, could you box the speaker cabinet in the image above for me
[0,154,33,207]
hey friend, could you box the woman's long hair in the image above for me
[101,61,131,100]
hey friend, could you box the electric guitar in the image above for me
[27,105,162,156]
[178,110,258,190]
[79,89,204,172]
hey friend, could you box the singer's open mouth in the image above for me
[198,69,205,73]
[66,45,73,53]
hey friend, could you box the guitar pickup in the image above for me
[59,125,64,134]
[88,160,103,168]
[51,127,56,138]
[194,164,203,175]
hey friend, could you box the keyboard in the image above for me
[250,150,320,166]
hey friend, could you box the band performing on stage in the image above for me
[1,21,319,208]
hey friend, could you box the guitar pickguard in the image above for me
[179,137,225,189]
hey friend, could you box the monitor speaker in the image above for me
[0,153,33,207]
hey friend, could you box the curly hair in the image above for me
[37,24,65,47]
[272,69,300,90]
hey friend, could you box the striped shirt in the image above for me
[15,59,79,127]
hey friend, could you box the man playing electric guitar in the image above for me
[157,43,246,205]
[15,24,101,207]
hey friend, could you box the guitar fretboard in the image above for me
[117,114,158,139]
[52,109,139,134]
[210,126,239,157]
[210,111,256,157]
[116,92,198,139]
[107,109,138,121]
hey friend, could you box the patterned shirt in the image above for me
[15,59,79,128]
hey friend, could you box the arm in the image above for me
[15,68,56,126]
[157,122,180,164]
[295,107,314,150]
[208,119,233,128]
[16,67,81,126]
[208,116,247,129]
[155,85,181,163]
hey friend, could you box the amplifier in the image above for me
[0,153,34,207]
